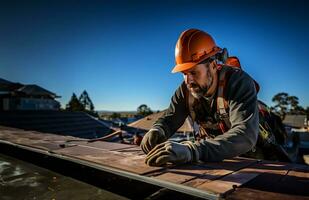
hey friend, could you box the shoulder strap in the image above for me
[216,67,232,132]
[184,82,196,121]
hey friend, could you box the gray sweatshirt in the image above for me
[153,66,259,162]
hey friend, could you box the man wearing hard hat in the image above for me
[141,29,259,166]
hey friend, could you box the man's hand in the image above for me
[140,128,167,154]
[145,141,199,166]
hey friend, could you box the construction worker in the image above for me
[141,29,259,166]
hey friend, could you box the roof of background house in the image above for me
[0,78,14,85]
[283,115,307,128]
[0,110,113,139]
[0,77,59,98]
[128,110,193,132]
[0,78,23,93]
[17,84,59,98]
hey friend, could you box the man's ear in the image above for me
[210,60,217,70]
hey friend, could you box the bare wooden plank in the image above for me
[184,169,236,188]
[0,129,77,151]
[180,158,258,188]
[197,171,259,195]
[262,164,309,196]
[54,145,162,175]
[196,160,292,197]
[199,157,258,171]
[150,157,258,189]
[0,129,77,143]
[71,141,136,151]
[113,146,145,156]
[153,164,231,185]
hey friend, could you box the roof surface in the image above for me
[0,77,59,97]
[0,126,308,200]
[17,84,58,97]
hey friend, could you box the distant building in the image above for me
[127,110,195,142]
[0,78,60,111]
[283,114,308,129]
[128,110,194,133]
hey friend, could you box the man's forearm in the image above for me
[195,120,258,161]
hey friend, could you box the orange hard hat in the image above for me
[172,29,222,73]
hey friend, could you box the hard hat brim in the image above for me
[172,62,197,73]
[171,48,221,73]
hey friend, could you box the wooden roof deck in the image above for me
[0,125,308,199]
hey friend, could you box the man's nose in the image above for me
[184,74,193,83]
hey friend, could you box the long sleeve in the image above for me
[196,68,259,162]
[153,82,190,138]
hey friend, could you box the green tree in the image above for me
[110,112,121,119]
[79,90,95,111]
[272,93,305,118]
[66,93,84,111]
[137,104,153,116]
[272,92,289,119]
[287,95,299,113]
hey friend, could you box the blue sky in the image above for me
[1,0,308,111]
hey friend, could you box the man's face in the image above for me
[182,61,216,99]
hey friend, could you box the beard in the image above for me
[187,83,208,99]
[187,74,213,99]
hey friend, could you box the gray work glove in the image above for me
[145,141,200,166]
[140,128,167,154]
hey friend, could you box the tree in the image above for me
[271,92,305,118]
[287,96,299,114]
[137,104,153,116]
[79,90,95,111]
[110,112,121,119]
[272,92,289,119]
[66,93,84,111]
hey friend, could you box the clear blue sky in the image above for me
[1,0,308,111]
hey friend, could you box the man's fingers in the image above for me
[140,135,149,154]
[145,137,160,153]
[143,140,151,154]
[147,142,166,157]
[141,142,148,154]
[148,133,158,148]
[155,155,173,166]
[146,151,171,166]
[146,145,166,163]
[141,135,156,154]
[140,129,164,154]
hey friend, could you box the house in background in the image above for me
[128,110,194,133]
[283,114,308,131]
[0,78,60,111]
[128,110,195,142]
[0,78,115,139]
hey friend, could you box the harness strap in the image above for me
[217,67,231,132]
